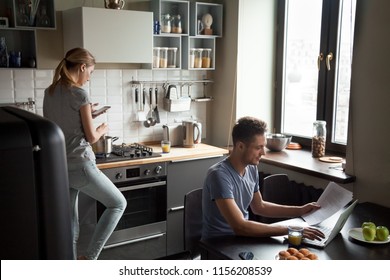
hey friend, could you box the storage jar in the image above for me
[202,48,212,68]
[193,48,203,68]
[160,47,168,68]
[312,120,326,158]
[167,47,177,68]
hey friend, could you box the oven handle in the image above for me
[118,180,166,192]
[169,206,184,212]
[103,233,166,249]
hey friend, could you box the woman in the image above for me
[43,48,126,260]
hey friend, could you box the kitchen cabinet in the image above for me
[151,0,189,70]
[62,7,153,64]
[0,0,56,68]
[166,155,224,256]
[151,0,222,70]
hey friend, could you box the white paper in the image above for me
[302,182,353,225]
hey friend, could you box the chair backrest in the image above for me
[261,174,292,205]
[260,174,293,223]
[183,188,203,259]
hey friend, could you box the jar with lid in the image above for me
[193,48,203,68]
[202,48,212,68]
[159,47,168,68]
[312,120,326,158]
[0,37,9,68]
[172,15,182,34]
[189,48,196,68]
[167,47,177,68]
[161,14,171,33]
[153,47,160,68]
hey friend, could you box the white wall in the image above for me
[209,0,276,147]
[236,0,275,127]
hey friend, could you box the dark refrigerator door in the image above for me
[0,107,73,259]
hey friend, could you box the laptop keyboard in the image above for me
[303,225,332,246]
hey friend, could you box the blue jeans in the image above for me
[68,161,126,260]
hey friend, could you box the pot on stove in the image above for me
[92,135,119,155]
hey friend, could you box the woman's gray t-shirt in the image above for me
[202,158,259,239]
[43,83,95,164]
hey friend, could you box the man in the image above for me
[202,117,324,241]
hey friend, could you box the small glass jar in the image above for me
[161,14,171,33]
[153,47,160,68]
[167,47,177,68]
[193,48,203,68]
[159,47,168,68]
[202,48,212,68]
[172,15,182,34]
[189,48,196,68]
[312,120,327,158]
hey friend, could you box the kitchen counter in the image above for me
[96,143,229,169]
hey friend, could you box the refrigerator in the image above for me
[0,106,73,260]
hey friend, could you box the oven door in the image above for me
[97,178,167,248]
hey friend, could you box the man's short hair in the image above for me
[232,117,268,145]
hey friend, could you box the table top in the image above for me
[199,202,390,260]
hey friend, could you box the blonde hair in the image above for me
[48,48,96,94]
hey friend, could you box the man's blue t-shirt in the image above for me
[202,158,259,240]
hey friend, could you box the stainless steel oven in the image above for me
[96,162,167,259]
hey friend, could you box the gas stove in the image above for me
[95,143,161,164]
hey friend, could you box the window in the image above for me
[275,0,356,153]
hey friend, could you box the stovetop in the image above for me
[95,143,161,164]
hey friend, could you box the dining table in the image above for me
[199,202,390,260]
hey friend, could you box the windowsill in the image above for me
[259,148,356,184]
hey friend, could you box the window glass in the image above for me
[333,0,356,144]
[282,0,323,137]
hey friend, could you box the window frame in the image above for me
[274,0,348,154]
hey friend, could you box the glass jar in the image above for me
[312,120,326,158]
[161,14,171,33]
[167,47,177,68]
[172,15,182,34]
[202,48,212,68]
[0,37,9,68]
[189,48,196,68]
[193,48,203,68]
[153,47,160,68]
[159,47,168,68]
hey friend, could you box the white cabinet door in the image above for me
[63,7,152,64]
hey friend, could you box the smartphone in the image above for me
[239,251,254,260]
[92,106,111,117]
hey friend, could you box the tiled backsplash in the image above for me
[0,68,208,144]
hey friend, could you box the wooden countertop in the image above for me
[96,143,229,169]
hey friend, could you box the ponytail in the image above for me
[47,48,96,95]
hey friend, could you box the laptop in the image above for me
[278,199,358,248]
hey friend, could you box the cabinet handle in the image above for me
[169,206,184,212]
[171,155,224,163]
[103,233,165,249]
[326,52,333,71]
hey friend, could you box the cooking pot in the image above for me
[182,120,202,148]
[92,135,119,155]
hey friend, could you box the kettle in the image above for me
[162,124,183,146]
[182,120,202,148]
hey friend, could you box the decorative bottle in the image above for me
[0,37,9,68]
[312,120,326,158]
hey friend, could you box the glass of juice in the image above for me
[287,225,304,248]
[161,140,171,153]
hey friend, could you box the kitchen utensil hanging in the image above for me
[154,87,160,123]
